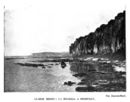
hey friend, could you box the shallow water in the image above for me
[4,57,126,92]
[4,58,80,92]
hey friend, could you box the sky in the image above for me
[4,0,125,56]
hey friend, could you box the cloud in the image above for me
[4,0,125,56]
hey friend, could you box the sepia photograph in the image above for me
[4,0,126,94]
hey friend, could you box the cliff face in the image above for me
[69,11,125,57]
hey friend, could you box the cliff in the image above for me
[69,11,125,58]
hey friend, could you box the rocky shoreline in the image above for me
[5,55,126,92]
[63,56,126,92]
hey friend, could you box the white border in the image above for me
[0,0,129,102]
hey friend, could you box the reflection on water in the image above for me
[4,57,126,92]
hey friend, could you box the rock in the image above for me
[64,81,76,86]
[61,61,66,68]
[16,62,45,68]
[73,73,87,77]
[77,81,86,85]
[75,86,96,92]
[42,65,45,69]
